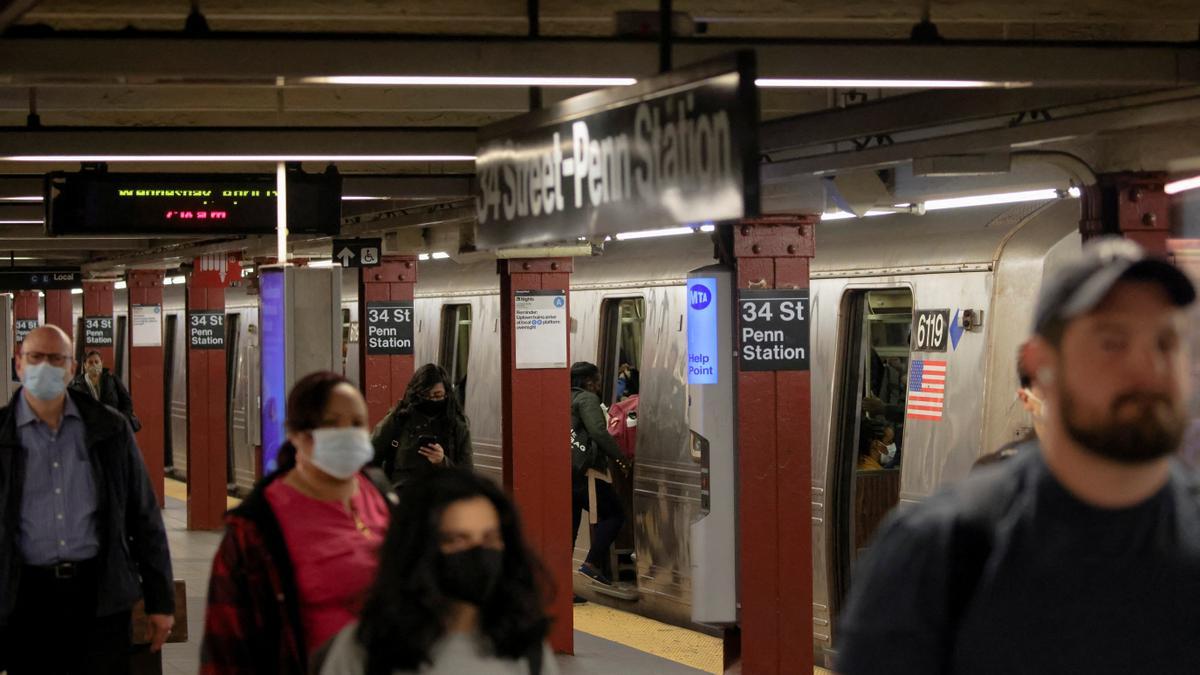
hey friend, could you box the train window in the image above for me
[599,297,645,405]
[832,288,914,615]
[438,304,471,405]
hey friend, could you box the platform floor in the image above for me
[160,481,720,674]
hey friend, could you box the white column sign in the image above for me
[131,304,163,347]
[515,290,568,369]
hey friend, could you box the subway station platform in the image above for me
[159,480,730,675]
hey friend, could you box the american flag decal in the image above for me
[906,359,946,421]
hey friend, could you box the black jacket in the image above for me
[571,388,623,475]
[0,388,173,625]
[69,369,140,432]
[370,405,473,488]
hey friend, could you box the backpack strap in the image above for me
[362,466,401,509]
[526,640,543,675]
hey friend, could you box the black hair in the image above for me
[275,370,354,472]
[570,361,600,390]
[1017,359,1032,390]
[357,469,552,674]
[396,363,465,419]
[84,350,102,361]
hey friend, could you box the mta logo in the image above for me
[689,285,712,310]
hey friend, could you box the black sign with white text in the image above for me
[475,52,759,249]
[0,268,81,292]
[738,289,810,371]
[84,316,114,347]
[365,301,414,355]
[14,318,37,344]
[188,310,225,350]
[912,309,950,353]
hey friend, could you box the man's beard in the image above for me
[1060,386,1186,464]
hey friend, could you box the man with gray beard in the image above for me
[836,238,1200,675]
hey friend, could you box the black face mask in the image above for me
[438,546,503,605]
[415,398,448,417]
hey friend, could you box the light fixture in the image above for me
[699,224,716,232]
[341,195,393,201]
[0,196,41,202]
[756,78,1030,89]
[418,253,430,261]
[169,275,185,285]
[820,209,895,221]
[308,259,337,268]
[1067,186,1082,198]
[922,188,1063,211]
[431,251,450,259]
[1166,175,1200,195]
[615,226,701,241]
[1,154,475,163]
[0,219,43,224]
[303,75,639,87]
[70,288,83,295]
[115,280,127,290]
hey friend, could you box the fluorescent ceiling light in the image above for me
[431,251,450,259]
[114,281,127,290]
[418,253,430,261]
[1166,175,1200,195]
[342,195,393,201]
[821,209,894,221]
[308,259,337,268]
[1067,186,1082,198]
[922,188,1062,211]
[699,224,716,232]
[305,75,638,87]
[0,196,41,202]
[71,288,83,295]
[169,275,185,285]
[0,219,43,224]
[1,154,475,163]
[615,226,701,241]
[756,78,1029,89]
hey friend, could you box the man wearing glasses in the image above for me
[0,326,174,674]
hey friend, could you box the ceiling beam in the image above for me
[0,36,1197,88]
[761,89,1200,181]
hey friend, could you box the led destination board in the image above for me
[45,171,342,236]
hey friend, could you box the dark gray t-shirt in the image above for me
[836,445,1200,674]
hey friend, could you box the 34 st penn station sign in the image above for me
[474,52,760,248]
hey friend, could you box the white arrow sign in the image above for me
[336,247,356,267]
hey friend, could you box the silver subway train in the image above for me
[100,196,1082,663]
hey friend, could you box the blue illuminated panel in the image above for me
[687,277,719,384]
[260,270,287,475]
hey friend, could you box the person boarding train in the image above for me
[836,238,1200,674]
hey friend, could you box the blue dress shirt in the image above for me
[16,394,100,565]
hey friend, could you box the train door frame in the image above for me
[163,313,177,470]
[828,284,915,629]
[438,303,472,408]
[115,315,128,383]
[224,312,240,487]
[597,295,645,586]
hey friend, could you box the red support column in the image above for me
[498,258,573,654]
[359,255,418,427]
[1080,172,1172,254]
[82,280,116,367]
[12,290,38,359]
[734,216,816,675]
[127,270,166,506]
[44,290,73,341]
[185,254,240,530]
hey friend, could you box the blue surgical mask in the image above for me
[882,443,898,463]
[22,362,68,401]
[308,427,373,480]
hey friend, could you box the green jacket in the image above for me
[571,387,623,475]
[370,405,473,488]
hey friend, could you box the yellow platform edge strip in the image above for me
[164,477,241,509]
[573,602,723,674]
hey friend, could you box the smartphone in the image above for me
[418,435,438,448]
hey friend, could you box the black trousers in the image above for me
[4,560,131,675]
[572,474,625,570]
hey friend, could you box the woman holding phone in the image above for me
[371,363,474,491]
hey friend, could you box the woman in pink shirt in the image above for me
[201,371,396,675]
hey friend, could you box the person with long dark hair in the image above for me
[371,363,473,489]
[569,362,627,587]
[200,371,396,675]
[319,469,557,674]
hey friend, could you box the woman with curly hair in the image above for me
[371,363,473,489]
[319,469,557,674]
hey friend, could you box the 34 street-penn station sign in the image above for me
[474,52,760,249]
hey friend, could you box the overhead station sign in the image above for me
[0,267,81,291]
[474,52,759,248]
[45,170,343,236]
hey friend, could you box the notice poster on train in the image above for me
[131,304,163,347]
[515,290,568,369]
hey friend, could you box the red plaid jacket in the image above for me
[199,468,396,675]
